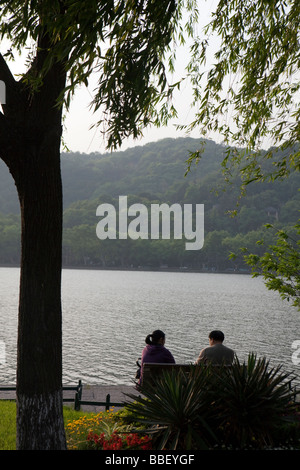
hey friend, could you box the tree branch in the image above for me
[0,52,17,93]
[0,53,13,80]
[0,56,22,170]
[0,52,26,122]
[0,112,16,166]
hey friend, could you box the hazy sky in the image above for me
[62,1,219,154]
[1,1,220,154]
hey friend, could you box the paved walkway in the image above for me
[0,384,140,413]
[74,384,140,412]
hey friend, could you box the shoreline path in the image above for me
[0,384,140,413]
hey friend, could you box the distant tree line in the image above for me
[0,138,299,271]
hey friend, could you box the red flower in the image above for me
[126,433,152,449]
[86,430,152,450]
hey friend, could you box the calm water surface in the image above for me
[0,267,299,386]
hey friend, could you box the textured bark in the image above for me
[17,391,66,450]
[0,36,68,449]
[15,134,66,449]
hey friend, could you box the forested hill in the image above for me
[0,137,222,214]
[60,137,225,209]
[0,137,299,270]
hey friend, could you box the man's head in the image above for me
[208,330,225,345]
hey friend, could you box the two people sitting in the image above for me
[138,328,235,382]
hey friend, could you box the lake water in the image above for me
[0,267,299,387]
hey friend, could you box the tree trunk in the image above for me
[0,45,67,449]
[15,135,66,450]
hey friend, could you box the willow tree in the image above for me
[185,0,300,307]
[0,0,197,449]
[186,0,300,181]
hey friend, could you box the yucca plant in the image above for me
[124,355,298,450]
[211,353,298,449]
[124,366,218,450]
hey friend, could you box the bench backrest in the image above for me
[141,362,232,386]
[141,363,194,385]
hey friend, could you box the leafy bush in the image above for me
[211,353,299,448]
[124,354,300,450]
[125,366,218,450]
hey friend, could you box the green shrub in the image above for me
[125,366,218,450]
[124,354,300,450]
[211,353,299,449]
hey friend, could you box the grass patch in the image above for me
[0,401,16,450]
[0,401,108,450]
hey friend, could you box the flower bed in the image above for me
[65,407,152,450]
[87,430,152,450]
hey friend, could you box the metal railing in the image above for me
[0,380,125,411]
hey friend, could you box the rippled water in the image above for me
[0,267,299,386]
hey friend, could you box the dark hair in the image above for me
[209,330,225,342]
[145,329,165,345]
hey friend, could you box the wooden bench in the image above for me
[141,363,195,386]
[140,362,232,387]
